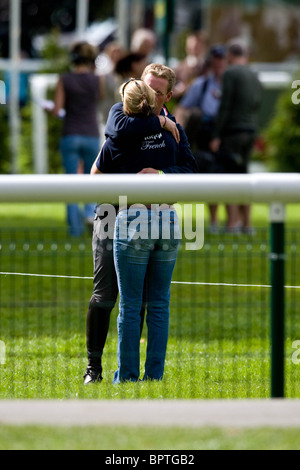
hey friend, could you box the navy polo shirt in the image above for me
[96,103,197,174]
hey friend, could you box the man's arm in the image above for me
[162,126,197,174]
[90,140,116,175]
[52,77,65,117]
[91,157,102,175]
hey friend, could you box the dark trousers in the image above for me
[86,214,146,370]
[221,131,256,173]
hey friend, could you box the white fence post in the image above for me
[0,341,6,365]
[30,74,59,174]
[9,0,21,174]
[0,80,6,104]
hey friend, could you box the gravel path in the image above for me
[1,399,300,428]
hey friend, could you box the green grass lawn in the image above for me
[1,424,300,450]
[0,202,299,400]
[0,202,300,450]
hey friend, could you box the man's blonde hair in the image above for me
[120,79,156,116]
[141,63,176,93]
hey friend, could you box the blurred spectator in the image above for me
[115,53,148,80]
[173,31,208,101]
[97,29,156,109]
[95,41,126,121]
[130,28,157,61]
[52,41,106,237]
[174,45,227,232]
[210,42,263,233]
[96,41,126,77]
[114,52,149,99]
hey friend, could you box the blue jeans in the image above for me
[113,206,181,383]
[60,135,100,236]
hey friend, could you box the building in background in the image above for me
[205,0,300,63]
[1,0,300,174]
[1,1,299,63]
[113,0,300,64]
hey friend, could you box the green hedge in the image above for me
[264,84,300,172]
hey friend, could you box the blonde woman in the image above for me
[53,42,105,236]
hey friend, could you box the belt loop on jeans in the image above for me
[118,203,175,213]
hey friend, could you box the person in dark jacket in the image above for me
[210,42,262,233]
[83,64,197,385]
[174,45,227,232]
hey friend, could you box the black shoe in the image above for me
[83,366,103,385]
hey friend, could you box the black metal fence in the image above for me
[0,226,299,399]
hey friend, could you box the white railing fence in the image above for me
[1,172,299,398]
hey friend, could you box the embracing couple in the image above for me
[84,63,197,385]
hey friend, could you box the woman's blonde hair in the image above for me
[120,78,156,116]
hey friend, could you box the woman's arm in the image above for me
[105,103,160,140]
[158,115,180,143]
[161,126,197,174]
[52,77,65,117]
[105,103,180,143]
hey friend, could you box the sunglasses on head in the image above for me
[121,78,143,97]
